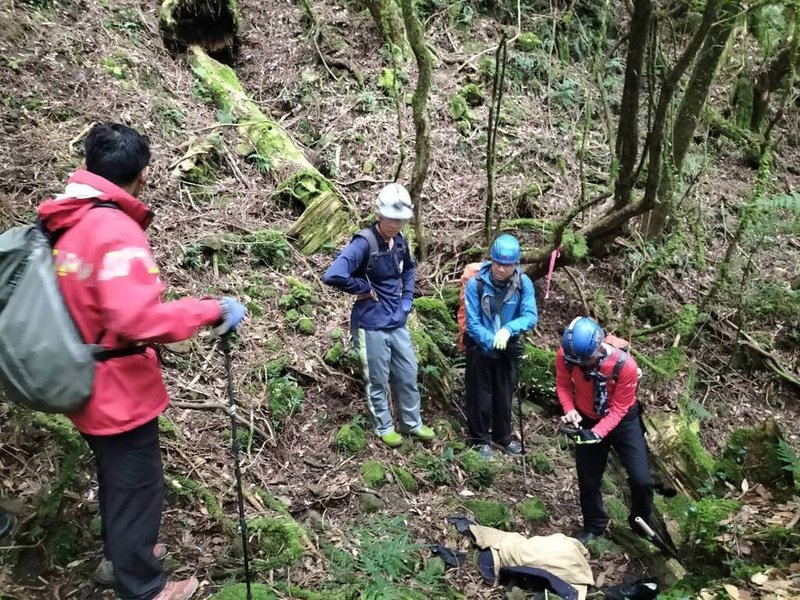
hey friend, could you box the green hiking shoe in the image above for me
[408,425,435,441]
[380,432,404,448]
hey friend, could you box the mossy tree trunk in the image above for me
[612,0,652,208]
[190,47,357,253]
[363,0,408,57]
[399,0,433,261]
[643,0,739,239]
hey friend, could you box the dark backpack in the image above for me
[0,203,145,414]
[353,227,407,276]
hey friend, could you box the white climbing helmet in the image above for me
[375,183,414,220]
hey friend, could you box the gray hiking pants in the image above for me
[352,326,423,435]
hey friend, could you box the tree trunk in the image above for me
[364,0,408,57]
[160,0,239,53]
[399,0,433,261]
[612,0,653,208]
[644,0,738,239]
[190,47,357,254]
[751,46,792,132]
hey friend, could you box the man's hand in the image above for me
[402,298,413,314]
[561,410,581,426]
[493,327,511,350]
[356,290,379,302]
[575,429,602,445]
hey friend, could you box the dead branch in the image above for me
[172,401,274,444]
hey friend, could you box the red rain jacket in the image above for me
[555,345,639,438]
[37,170,222,435]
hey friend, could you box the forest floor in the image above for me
[1,0,799,599]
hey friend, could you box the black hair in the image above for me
[84,123,150,186]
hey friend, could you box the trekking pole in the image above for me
[517,394,525,455]
[221,334,253,600]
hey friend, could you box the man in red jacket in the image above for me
[37,123,246,600]
[555,316,653,546]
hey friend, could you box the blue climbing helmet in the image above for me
[562,316,604,364]
[490,234,521,265]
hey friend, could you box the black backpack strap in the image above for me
[94,345,148,362]
[41,201,120,247]
[354,228,380,274]
[612,349,628,382]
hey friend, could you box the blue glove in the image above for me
[214,297,247,335]
[402,298,413,315]
[575,429,602,445]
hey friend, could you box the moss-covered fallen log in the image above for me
[190,47,357,253]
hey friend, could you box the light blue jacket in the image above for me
[465,262,538,354]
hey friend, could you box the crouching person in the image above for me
[36,123,246,600]
[464,234,538,459]
[556,316,653,545]
[323,183,435,448]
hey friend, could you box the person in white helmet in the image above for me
[323,183,435,448]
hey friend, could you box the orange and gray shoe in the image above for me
[94,543,168,586]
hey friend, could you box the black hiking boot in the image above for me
[574,529,602,546]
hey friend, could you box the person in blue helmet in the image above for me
[323,183,435,448]
[464,234,538,459]
[556,316,653,545]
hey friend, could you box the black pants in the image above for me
[465,345,517,446]
[82,418,166,600]
[576,404,653,534]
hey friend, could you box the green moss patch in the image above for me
[392,466,419,493]
[517,497,548,524]
[334,421,366,455]
[249,515,309,569]
[465,499,511,530]
[458,450,499,490]
[361,460,386,487]
[526,451,553,475]
[208,583,278,600]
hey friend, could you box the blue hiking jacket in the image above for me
[322,223,415,330]
[465,262,538,355]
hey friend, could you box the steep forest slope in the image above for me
[0,0,798,599]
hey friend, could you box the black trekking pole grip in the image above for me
[221,334,253,600]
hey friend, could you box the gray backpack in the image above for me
[0,208,144,414]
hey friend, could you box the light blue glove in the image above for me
[493,327,511,350]
[402,298,413,315]
[214,297,247,335]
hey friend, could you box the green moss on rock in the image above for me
[324,341,346,366]
[465,499,511,529]
[249,515,309,569]
[517,497,548,524]
[458,450,499,490]
[392,466,419,493]
[586,536,623,558]
[296,316,315,335]
[248,229,292,268]
[334,422,366,455]
[516,32,541,52]
[460,83,485,107]
[526,451,553,475]
[361,460,386,487]
[716,418,794,498]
